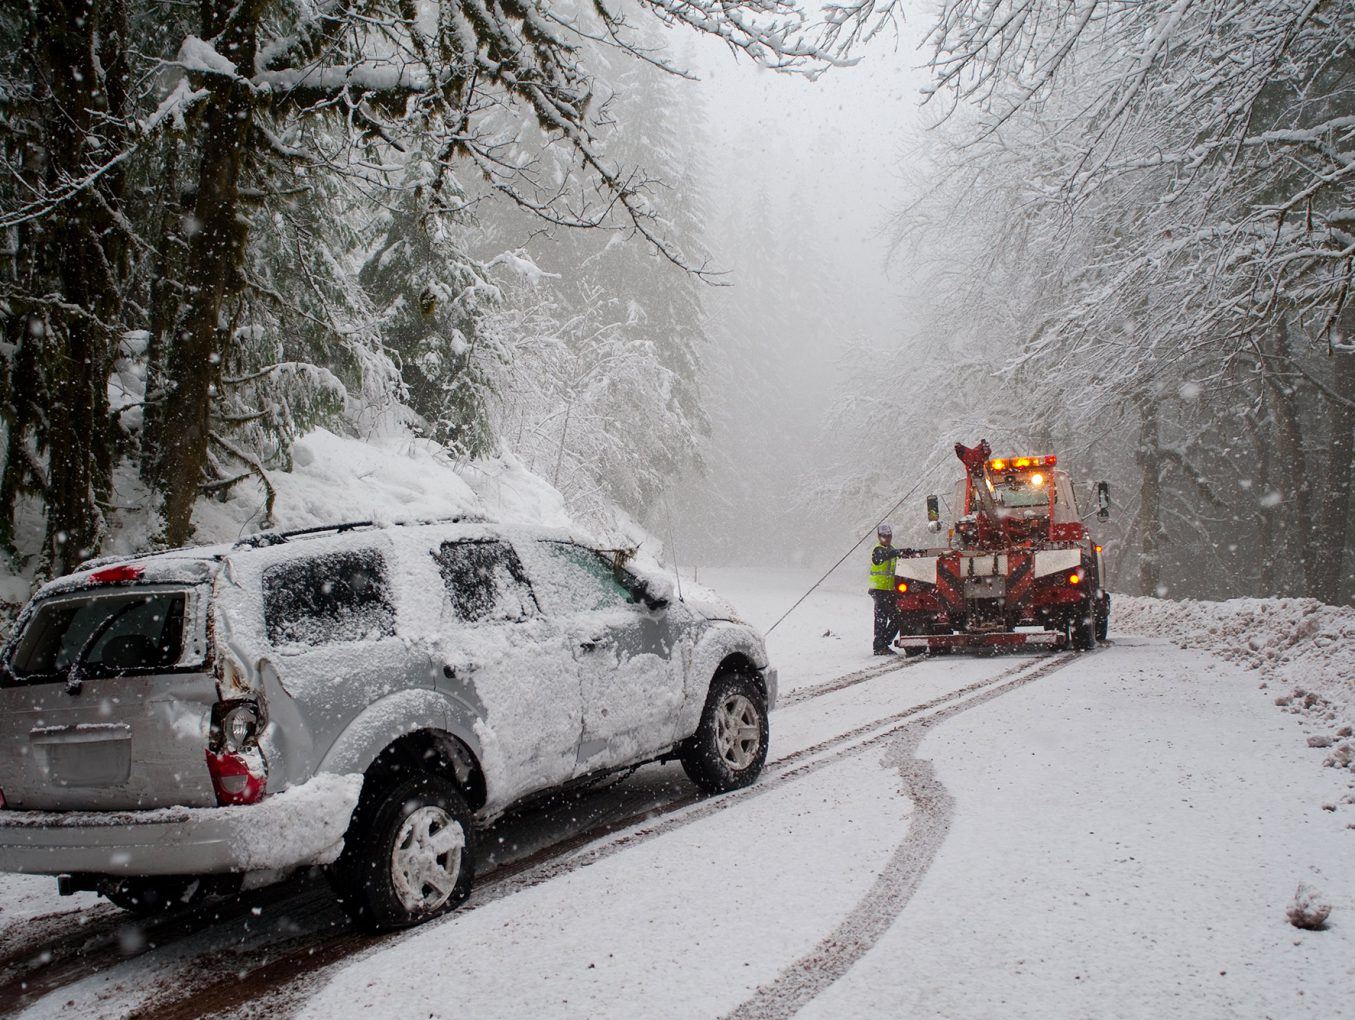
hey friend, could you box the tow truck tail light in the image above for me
[0,787,6,809]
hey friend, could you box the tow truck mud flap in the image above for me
[896,631,1066,651]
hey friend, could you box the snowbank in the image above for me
[191,428,573,544]
[1113,594,1355,769]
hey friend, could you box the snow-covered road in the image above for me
[1,569,1350,1018]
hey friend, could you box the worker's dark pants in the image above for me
[871,589,901,653]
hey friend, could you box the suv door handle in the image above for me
[579,636,611,652]
[443,663,477,680]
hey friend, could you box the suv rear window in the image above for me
[7,590,187,684]
[263,549,396,648]
[432,540,538,623]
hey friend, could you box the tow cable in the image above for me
[765,450,947,637]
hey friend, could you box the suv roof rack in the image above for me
[231,514,489,551]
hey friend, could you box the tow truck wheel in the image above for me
[1095,597,1110,642]
[1070,609,1097,651]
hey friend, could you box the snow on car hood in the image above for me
[677,581,749,626]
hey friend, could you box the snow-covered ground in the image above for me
[1,569,1351,1018]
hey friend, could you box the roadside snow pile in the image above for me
[1113,594,1355,768]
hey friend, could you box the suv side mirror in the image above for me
[1096,481,1111,520]
[638,575,674,610]
[926,495,941,533]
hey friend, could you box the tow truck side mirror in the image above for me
[926,495,941,533]
[1096,481,1111,520]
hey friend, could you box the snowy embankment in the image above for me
[190,426,575,543]
[1113,594,1355,770]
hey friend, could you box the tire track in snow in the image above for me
[722,653,1079,1020]
[140,653,1068,1020]
[778,654,928,707]
[0,652,1053,1018]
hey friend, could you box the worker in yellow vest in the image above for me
[869,522,904,655]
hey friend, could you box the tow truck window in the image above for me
[992,476,1052,509]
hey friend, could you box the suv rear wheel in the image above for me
[331,772,475,931]
[680,671,769,793]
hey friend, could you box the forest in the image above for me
[2,0,1353,606]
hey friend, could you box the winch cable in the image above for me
[765,449,949,637]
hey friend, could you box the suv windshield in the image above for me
[8,590,187,684]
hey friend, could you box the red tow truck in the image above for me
[893,440,1111,653]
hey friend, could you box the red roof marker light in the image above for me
[89,565,144,584]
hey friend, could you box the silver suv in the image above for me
[0,520,775,929]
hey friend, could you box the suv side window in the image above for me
[263,549,396,648]
[432,540,538,623]
[532,542,637,614]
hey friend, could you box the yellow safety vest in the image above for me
[869,543,898,591]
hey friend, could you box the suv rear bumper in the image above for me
[0,773,362,877]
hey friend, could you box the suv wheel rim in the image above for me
[390,805,464,913]
[714,693,761,771]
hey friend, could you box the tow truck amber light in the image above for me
[986,454,1056,472]
[1068,572,1082,585]
[1095,544,1102,553]
[897,581,909,593]
[89,564,144,584]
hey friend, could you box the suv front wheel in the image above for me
[680,671,769,794]
[331,772,475,931]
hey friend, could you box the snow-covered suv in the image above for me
[0,520,775,929]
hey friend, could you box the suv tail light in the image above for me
[207,699,267,805]
[206,748,267,805]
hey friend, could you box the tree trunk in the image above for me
[1313,340,1355,604]
[150,2,262,547]
[1264,318,1317,596]
[36,0,131,575]
[1248,405,1279,594]
[1135,395,1166,596]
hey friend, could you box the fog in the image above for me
[667,28,936,572]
